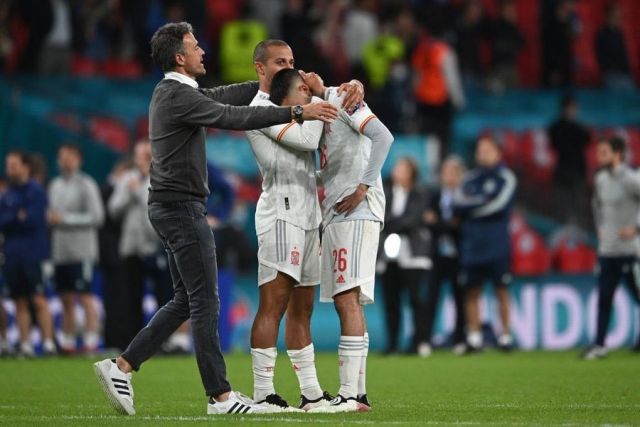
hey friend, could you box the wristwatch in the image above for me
[292,105,304,124]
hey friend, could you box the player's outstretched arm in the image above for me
[199,81,259,106]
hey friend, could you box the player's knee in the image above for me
[258,294,289,320]
[334,288,360,315]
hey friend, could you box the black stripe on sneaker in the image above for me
[242,405,251,414]
[227,402,239,414]
[234,404,246,414]
[116,390,131,396]
[111,378,128,384]
[114,384,129,391]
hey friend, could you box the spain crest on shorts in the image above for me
[291,248,300,266]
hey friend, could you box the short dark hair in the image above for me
[397,157,420,185]
[600,136,626,155]
[269,68,302,106]
[6,150,32,170]
[150,22,193,72]
[253,39,290,63]
[59,142,83,159]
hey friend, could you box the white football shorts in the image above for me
[320,219,380,305]
[257,219,320,287]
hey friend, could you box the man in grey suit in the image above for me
[94,21,338,416]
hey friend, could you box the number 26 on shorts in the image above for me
[332,248,347,273]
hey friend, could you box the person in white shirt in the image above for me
[245,39,364,412]
[301,73,394,413]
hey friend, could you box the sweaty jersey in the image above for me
[246,91,323,234]
[319,87,386,227]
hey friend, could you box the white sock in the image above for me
[169,332,191,350]
[251,347,277,402]
[43,339,56,353]
[287,343,323,400]
[358,333,369,397]
[338,336,365,399]
[61,332,75,350]
[83,331,100,349]
[468,331,483,348]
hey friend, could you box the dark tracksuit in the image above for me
[0,180,49,299]
[454,163,517,287]
[120,77,293,397]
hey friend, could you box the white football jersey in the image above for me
[319,87,385,227]
[246,91,323,234]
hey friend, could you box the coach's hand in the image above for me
[336,184,368,216]
[338,80,364,111]
[301,102,338,123]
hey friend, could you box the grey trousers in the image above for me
[121,201,231,397]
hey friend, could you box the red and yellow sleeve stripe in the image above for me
[276,121,297,143]
[359,115,377,134]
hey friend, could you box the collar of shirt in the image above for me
[391,184,409,217]
[164,71,198,88]
[256,90,270,100]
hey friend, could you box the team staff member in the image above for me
[584,137,640,359]
[454,137,516,353]
[48,143,104,354]
[0,151,55,357]
[422,156,467,356]
[93,21,338,416]
[378,158,431,355]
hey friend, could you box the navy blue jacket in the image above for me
[206,162,235,222]
[454,163,516,266]
[0,180,49,263]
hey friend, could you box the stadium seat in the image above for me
[553,241,597,274]
[102,59,143,79]
[511,227,551,276]
[70,55,99,76]
[89,116,131,153]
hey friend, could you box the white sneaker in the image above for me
[93,359,135,415]
[255,393,303,413]
[452,343,467,356]
[18,341,35,358]
[299,391,333,411]
[417,342,432,358]
[307,394,369,413]
[582,346,607,360]
[207,391,268,414]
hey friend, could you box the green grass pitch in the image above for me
[0,350,638,426]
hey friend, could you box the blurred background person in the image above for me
[422,156,467,356]
[48,143,104,354]
[378,157,431,355]
[583,137,640,359]
[205,161,237,270]
[595,4,634,91]
[454,138,516,353]
[0,151,55,356]
[98,158,131,351]
[107,140,188,354]
[412,12,465,158]
[453,0,487,90]
[541,0,577,87]
[486,0,524,93]
[548,95,591,229]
